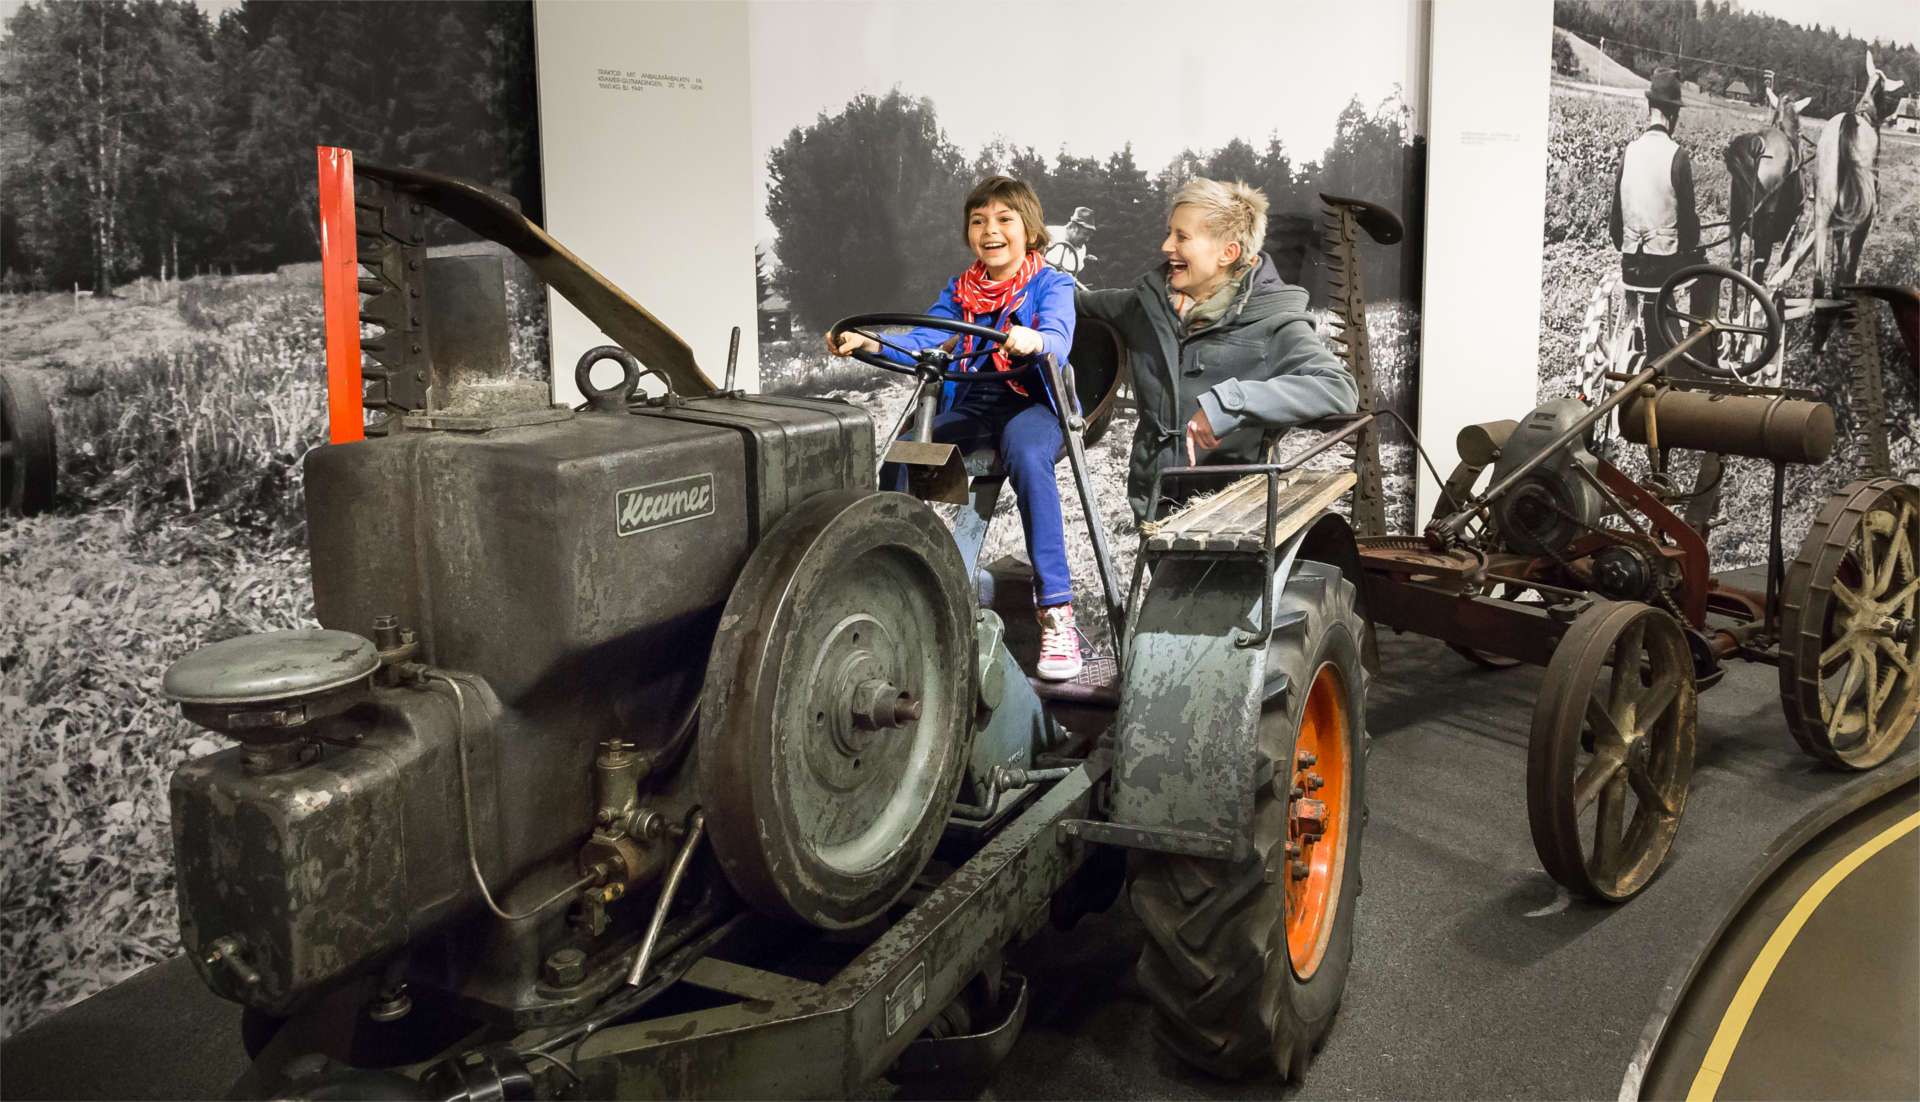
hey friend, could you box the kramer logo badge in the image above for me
[616,474,714,536]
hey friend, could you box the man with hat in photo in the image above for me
[1046,205,1098,286]
[1609,66,1724,528]
[1608,66,1702,360]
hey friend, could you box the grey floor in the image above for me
[1639,783,1920,1100]
[985,630,1915,1101]
[5,629,1911,1101]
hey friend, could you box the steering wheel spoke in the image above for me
[857,329,920,360]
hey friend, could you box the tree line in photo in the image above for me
[764,89,1424,335]
[1554,0,1918,111]
[0,0,540,297]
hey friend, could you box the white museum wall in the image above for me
[533,1,758,403]
[1416,0,1554,523]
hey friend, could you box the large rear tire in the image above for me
[1129,561,1369,1082]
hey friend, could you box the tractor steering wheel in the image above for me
[827,313,1044,385]
[1654,264,1783,379]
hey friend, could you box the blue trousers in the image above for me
[883,387,1072,607]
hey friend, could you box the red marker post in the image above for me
[316,146,363,444]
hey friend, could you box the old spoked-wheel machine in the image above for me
[155,153,1375,1098]
[1358,264,1917,902]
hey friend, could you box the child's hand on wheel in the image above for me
[1002,325,1043,357]
[827,330,878,357]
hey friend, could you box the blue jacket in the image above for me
[877,263,1079,415]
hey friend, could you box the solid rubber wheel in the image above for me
[1779,479,1919,769]
[697,490,976,929]
[1129,561,1368,1082]
[1,367,57,515]
[1529,600,1695,902]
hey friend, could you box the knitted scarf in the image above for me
[1170,262,1253,335]
[953,250,1045,396]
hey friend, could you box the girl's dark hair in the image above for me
[962,176,1050,251]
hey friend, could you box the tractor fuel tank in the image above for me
[304,395,874,746]
[1619,388,1834,465]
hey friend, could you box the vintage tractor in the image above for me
[1358,265,1917,902]
[156,156,1376,1098]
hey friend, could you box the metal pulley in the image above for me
[696,490,976,930]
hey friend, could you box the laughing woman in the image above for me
[1077,178,1356,521]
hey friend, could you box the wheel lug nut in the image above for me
[1289,785,1304,800]
[1305,773,1324,791]
[1296,750,1317,769]
[1285,841,1300,857]
[1291,860,1310,881]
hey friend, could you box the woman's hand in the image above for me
[1184,408,1219,465]
[826,330,879,357]
[1002,325,1044,357]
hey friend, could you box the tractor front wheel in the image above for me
[1129,562,1369,1083]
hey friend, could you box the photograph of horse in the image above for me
[1724,85,1812,288]
[1776,51,1908,328]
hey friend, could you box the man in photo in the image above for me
[1608,66,1723,526]
[1045,206,1097,286]
[1608,67,1702,361]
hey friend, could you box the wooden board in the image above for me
[1142,469,1356,554]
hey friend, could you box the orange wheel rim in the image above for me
[1285,662,1349,979]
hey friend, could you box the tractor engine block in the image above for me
[168,393,874,1024]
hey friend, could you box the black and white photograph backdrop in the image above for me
[748,0,1428,619]
[1537,0,1919,570]
[0,0,544,1037]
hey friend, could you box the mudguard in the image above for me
[1065,513,1372,862]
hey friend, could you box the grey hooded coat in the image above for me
[1076,254,1358,520]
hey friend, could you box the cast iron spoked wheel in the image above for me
[0,367,57,516]
[1130,562,1369,1083]
[1529,600,1696,902]
[697,490,976,930]
[1779,479,1920,769]
[1654,263,1783,379]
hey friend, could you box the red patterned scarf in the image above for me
[953,250,1045,396]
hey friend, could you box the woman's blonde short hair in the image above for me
[1170,178,1269,272]
[963,176,1051,252]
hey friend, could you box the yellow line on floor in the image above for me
[1685,809,1920,1101]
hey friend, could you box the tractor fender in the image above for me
[1275,511,1379,674]
[1097,509,1367,863]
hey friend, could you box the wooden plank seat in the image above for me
[1140,468,1356,554]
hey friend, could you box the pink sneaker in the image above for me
[1036,604,1083,681]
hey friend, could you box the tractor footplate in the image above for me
[1029,654,1120,709]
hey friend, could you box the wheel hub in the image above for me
[1285,664,1350,979]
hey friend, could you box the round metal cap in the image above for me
[163,629,380,706]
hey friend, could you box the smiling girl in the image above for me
[1077,178,1356,521]
[827,176,1084,680]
